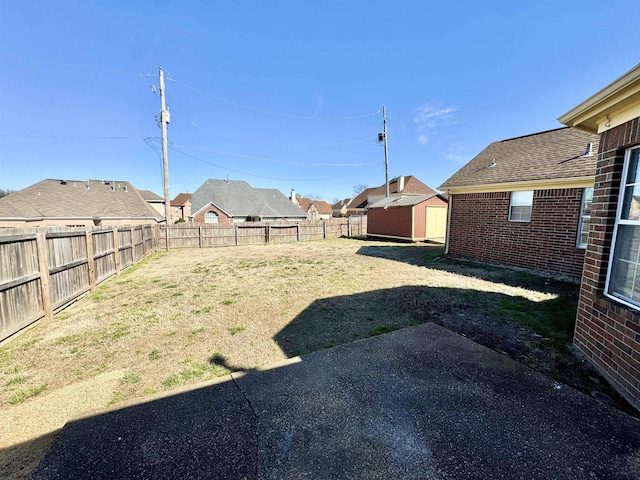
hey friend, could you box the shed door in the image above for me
[426,206,446,241]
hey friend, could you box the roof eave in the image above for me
[558,64,640,133]
[441,176,595,194]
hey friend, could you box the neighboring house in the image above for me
[171,193,192,223]
[559,64,640,410]
[190,179,307,224]
[290,190,332,220]
[139,189,165,216]
[439,127,600,279]
[367,194,448,242]
[0,179,162,227]
[347,176,437,216]
[331,198,352,217]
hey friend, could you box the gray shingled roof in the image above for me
[0,179,161,220]
[368,194,440,209]
[439,127,600,190]
[191,180,307,219]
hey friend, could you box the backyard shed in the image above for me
[367,194,447,242]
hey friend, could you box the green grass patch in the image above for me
[163,283,179,289]
[189,327,206,337]
[229,326,245,335]
[368,325,401,337]
[148,349,161,360]
[222,299,235,306]
[101,322,131,341]
[191,306,212,315]
[108,391,126,406]
[4,374,29,388]
[54,334,81,345]
[121,373,141,384]
[500,291,578,351]
[143,387,157,395]
[56,312,71,321]
[10,384,47,404]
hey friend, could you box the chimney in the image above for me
[291,189,297,204]
[398,176,405,193]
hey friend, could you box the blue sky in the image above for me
[1,1,639,203]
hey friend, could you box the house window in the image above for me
[509,191,533,222]
[606,147,640,309]
[577,187,594,248]
[204,211,219,224]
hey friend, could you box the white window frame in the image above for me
[605,146,640,310]
[204,211,219,224]
[576,187,594,249]
[509,190,533,222]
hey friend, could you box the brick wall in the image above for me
[576,118,640,410]
[192,204,233,224]
[448,188,586,279]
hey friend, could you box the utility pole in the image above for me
[159,67,171,249]
[382,105,390,198]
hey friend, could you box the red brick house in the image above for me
[439,127,600,279]
[367,194,448,242]
[171,193,192,223]
[559,64,640,410]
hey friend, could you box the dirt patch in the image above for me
[0,238,636,479]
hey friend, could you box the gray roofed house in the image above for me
[190,179,307,223]
[0,179,162,227]
[438,126,601,279]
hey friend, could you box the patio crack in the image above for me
[231,372,260,480]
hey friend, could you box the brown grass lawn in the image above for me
[0,238,628,478]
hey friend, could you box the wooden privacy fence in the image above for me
[0,225,156,343]
[0,217,365,343]
[157,216,367,249]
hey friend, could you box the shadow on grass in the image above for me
[274,285,574,358]
[356,243,579,291]
[10,283,639,479]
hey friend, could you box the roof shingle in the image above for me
[0,179,161,220]
[439,127,600,190]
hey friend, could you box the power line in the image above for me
[0,134,143,139]
[165,82,376,147]
[168,145,354,182]
[166,141,379,167]
[173,79,380,120]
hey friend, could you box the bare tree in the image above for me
[353,184,368,196]
[0,188,16,199]
[302,193,323,201]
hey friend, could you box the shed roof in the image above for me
[349,176,437,209]
[192,180,307,218]
[439,127,599,190]
[0,179,161,220]
[368,194,440,209]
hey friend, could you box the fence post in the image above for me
[266,225,270,243]
[296,224,300,242]
[348,217,352,237]
[235,225,239,246]
[199,224,203,248]
[85,229,96,290]
[36,232,53,320]
[323,221,326,239]
[112,227,121,275]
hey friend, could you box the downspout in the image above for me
[444,193,452,254]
